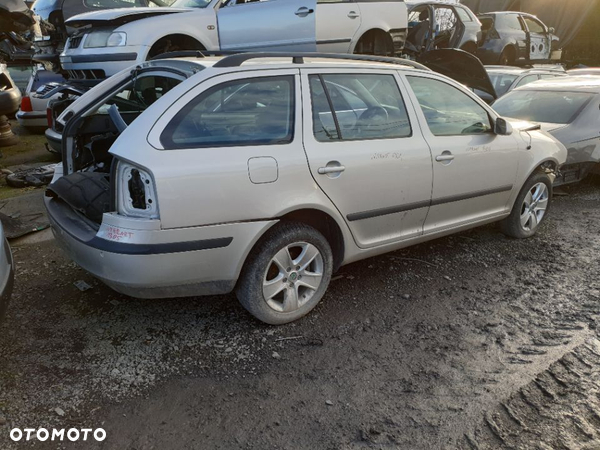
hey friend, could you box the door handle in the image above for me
[295,7,314,17]
[318,165,345,175]
[347,11,359,18]
[435,151,455,162]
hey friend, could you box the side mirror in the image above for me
[549,27,555,34]
[495,117,513,135]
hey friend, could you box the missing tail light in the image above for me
[116,161,159,219]
[46,108,53,129]
[21,96,33,112]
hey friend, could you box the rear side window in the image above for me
[161,76,295,149]
[407,76,493,136]
[499,14,523,31]
[309,73,411,142]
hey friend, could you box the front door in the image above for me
[301,68,433,248]
[403,74,519,234]
[522,15,551,61]
[217,0,317,52]
[316,0,361,53]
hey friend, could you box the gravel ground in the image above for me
[1,176,600,449]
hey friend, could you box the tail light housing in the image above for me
[46,108,53,128]
[20,96,32,112]
[115,161,159,219]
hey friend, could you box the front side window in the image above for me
[407,76,493,136]
[523,17,545,34]
[161,76,294,149]
[434,6,457,32]
[492,90,593,125]
[309,73,411,142]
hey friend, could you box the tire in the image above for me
[236,222,333,325]
[500,172,552,239]
[499,47,515,66]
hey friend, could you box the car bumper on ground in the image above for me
[16,109,48,128]
[0,238,14,321]
[45,196,276,299]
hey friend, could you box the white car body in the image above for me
[46,54,567,324]
[59,0,408,81]
[16,69,65,128]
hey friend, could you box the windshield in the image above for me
[488,73,519,96]
[493,90,593,124]
[171,0,211,7]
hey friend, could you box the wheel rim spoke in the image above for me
[520,211,531,228]
[294,243,320,270]
[535,197,548,213]
[263,275,286,300]
[529,209,539,229]
[282,285,299,312]
[272,247,293,272]
[297,271,322,291]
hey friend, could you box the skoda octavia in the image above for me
[45,53,567,324]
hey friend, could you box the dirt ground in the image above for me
[1,170,600,449]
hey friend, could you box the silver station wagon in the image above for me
[45,53,567,324]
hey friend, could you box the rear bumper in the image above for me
[16,110,47,128]
[45,196,275,299]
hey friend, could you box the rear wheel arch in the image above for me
[499,44,517,64]
[352,28,394,56]
[146,34,207,59]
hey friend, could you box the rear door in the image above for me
[315,0,361,53]
[300,68,433,248]
[403,74,519,233]
[217,0,317,52]
[522,15,551,61]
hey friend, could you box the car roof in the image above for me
[512,76,600,93]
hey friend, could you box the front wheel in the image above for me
[500,172,552,239]
[236,222,333,325]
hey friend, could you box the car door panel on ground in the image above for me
[217,0,317,52]
[301,69,433,249]
[402,75,519,233]
[316,0,361,53]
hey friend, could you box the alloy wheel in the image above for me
[262,242,324,313]
[520,182,549,232]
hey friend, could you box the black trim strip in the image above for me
[70,53,138,63]
[46,198,233,256]
[316,39,352,45]
[85,236,233,255]
[346,185,513,222]
[347,199,430,222]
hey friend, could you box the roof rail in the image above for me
[149,50,238,61]
[212,52,431,71]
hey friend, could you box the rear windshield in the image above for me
[488,73,519,96]
[493,90,593,124]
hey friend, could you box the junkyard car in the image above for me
[0,221,14,322]
[477,12,559,65]
[404,1,481,56]
[567,68,600,77]
[59,0,408,82]
[474,65,567,103]
[16,68,66,128]
[32,0,170,69]
[493,77,600,185]
[46,53,566,324]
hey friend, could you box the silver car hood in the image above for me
[65,7,194,28]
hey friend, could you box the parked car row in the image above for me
[44,52,568,324]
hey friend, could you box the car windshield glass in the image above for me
[171,0,211,7]
[84,0,147,7]
[493,90,593,124]
[488,73,519,96]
